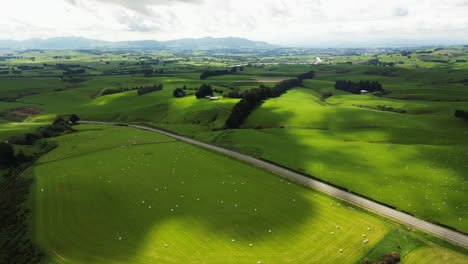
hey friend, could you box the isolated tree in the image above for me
[0,142,16,166]
[195,84,213,99]
[69,114,80,125]
[173,88,186,98]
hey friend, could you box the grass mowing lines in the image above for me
[34,124,389,264]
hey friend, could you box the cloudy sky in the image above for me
[1,0,467,46]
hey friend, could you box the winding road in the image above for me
[80,121,468,247]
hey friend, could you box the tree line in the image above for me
[362,252,400,264]
[6,116,78,147]
[173,84,225,98]
[225,71,314,128]
[99,83,163,96]
[353,104,406,114]
[0,115,79,264]
[199,67,243,80]
[335,80,384,94]
[137,83,163,95]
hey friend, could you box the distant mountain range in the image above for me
[0,37,277,50]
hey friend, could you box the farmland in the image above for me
[1,46,468,263]
[31,124,467,263]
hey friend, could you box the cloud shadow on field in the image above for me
[33,125,316,263]
[220,101,468,232]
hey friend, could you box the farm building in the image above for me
[360,90,369,94]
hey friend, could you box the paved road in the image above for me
[80,121,468,247]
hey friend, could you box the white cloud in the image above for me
[0,0,467,45]
[394,7,409,17]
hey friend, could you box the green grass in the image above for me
[33,124,395,264]
[402,246,468,263]
[1,49,468,263]
[0,123,44,141]
[216,87,468,231]
[357,228,425,263]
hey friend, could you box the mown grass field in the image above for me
[31,125,467,264]
[33,124,391,263]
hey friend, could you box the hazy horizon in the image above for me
[1,0,467,47]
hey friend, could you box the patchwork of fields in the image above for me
[1,47,468,263]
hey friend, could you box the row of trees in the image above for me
[100,84,164,97]
[143,69,165,77]
[63,68,86,75]
[362,252,400,264]
[335,80,384,94]
[7,116,77,147]
[173,84,225,98]
[354,104,406,114]
[297,71,315,81]
[137,83,163,95]
[200,67,242,80]
[225,71,314,128]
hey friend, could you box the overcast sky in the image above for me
[1,0,467,46]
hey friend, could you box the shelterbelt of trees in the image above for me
[199,66,243,80]
[335,80,384,94]
[225,70,315,128]
[100,83,163,96]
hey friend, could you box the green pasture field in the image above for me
[1,49,466,231]
[0,123,44,141]
[31,124,467,264]
[402,246,468,264]
[216,84,467,231]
